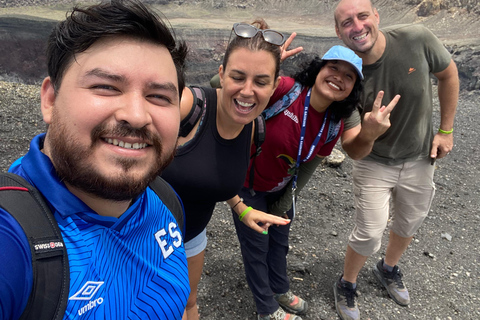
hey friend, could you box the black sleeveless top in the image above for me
[162,87,253,242]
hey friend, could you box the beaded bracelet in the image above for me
[438,128,453,134]
[239,206,253,221]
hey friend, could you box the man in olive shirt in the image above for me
[332,1,459,319]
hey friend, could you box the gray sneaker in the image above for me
[273,290,308,315]
[372,259,410,306]
[333,277,359,320]
[257,306,302,320]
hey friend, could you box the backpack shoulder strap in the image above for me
[262,81,303,120]
[248,115,266,196]
[179,86,206,137]
[149,176,185,237]
[0,173,69,320]
[325,113,342,144]
[253,114,265,156]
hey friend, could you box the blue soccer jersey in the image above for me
[0,134,190,320]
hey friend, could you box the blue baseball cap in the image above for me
[321,45,364,80]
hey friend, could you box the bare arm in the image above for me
[430,59,459,159]
[341,91,400,160]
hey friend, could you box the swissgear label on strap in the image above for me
[33,239,65,252]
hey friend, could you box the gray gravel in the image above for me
[199,88,480,320]
[1,80,478,319]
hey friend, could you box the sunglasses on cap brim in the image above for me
[231,22,286,46]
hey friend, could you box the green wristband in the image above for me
[239,206,253,221]
[438,128,453,134]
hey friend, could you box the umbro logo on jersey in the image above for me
[408,67,416,74]
[70,281,104,300]
[70,281,105,316]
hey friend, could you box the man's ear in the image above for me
[335,24,342,40]
[40,77,55,125]
[374,8,380,25]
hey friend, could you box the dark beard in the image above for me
[48,120,174,201]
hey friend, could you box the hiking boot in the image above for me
[273,290,308,315]
[333,277,359,320]
[257,306,302,320]
[372,259,410,306]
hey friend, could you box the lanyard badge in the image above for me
[291,186,297,218]
[290,88,329,218]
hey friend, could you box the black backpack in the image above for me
[179,86,265,196]
[0,172,184,320]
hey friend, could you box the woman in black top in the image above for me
[162,20,298,320]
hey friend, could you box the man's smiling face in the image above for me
[334,0,380,55]
[40,36,180,201]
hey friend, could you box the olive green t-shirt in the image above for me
[344,24,452,165]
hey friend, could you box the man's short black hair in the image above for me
[46,0,187,96]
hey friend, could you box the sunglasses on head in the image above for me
[230,22,286,46]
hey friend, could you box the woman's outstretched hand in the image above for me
[241,207,290,234]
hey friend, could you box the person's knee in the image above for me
[391,225,414,238]
[348,228,383,256]
[391,213,428,238]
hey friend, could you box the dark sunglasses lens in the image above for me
[263,31,285,46]
[234,23,258,38]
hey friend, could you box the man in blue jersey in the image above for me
[0,1,190,319]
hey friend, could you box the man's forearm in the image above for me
[341,125,375,160]
[436,60,459,131]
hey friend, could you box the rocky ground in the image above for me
[1,85,479,320]
[1,1,479,320]
[197,90,480,320]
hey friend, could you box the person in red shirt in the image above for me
[229,46,366,320]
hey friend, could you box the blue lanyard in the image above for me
[292,88,329,191]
